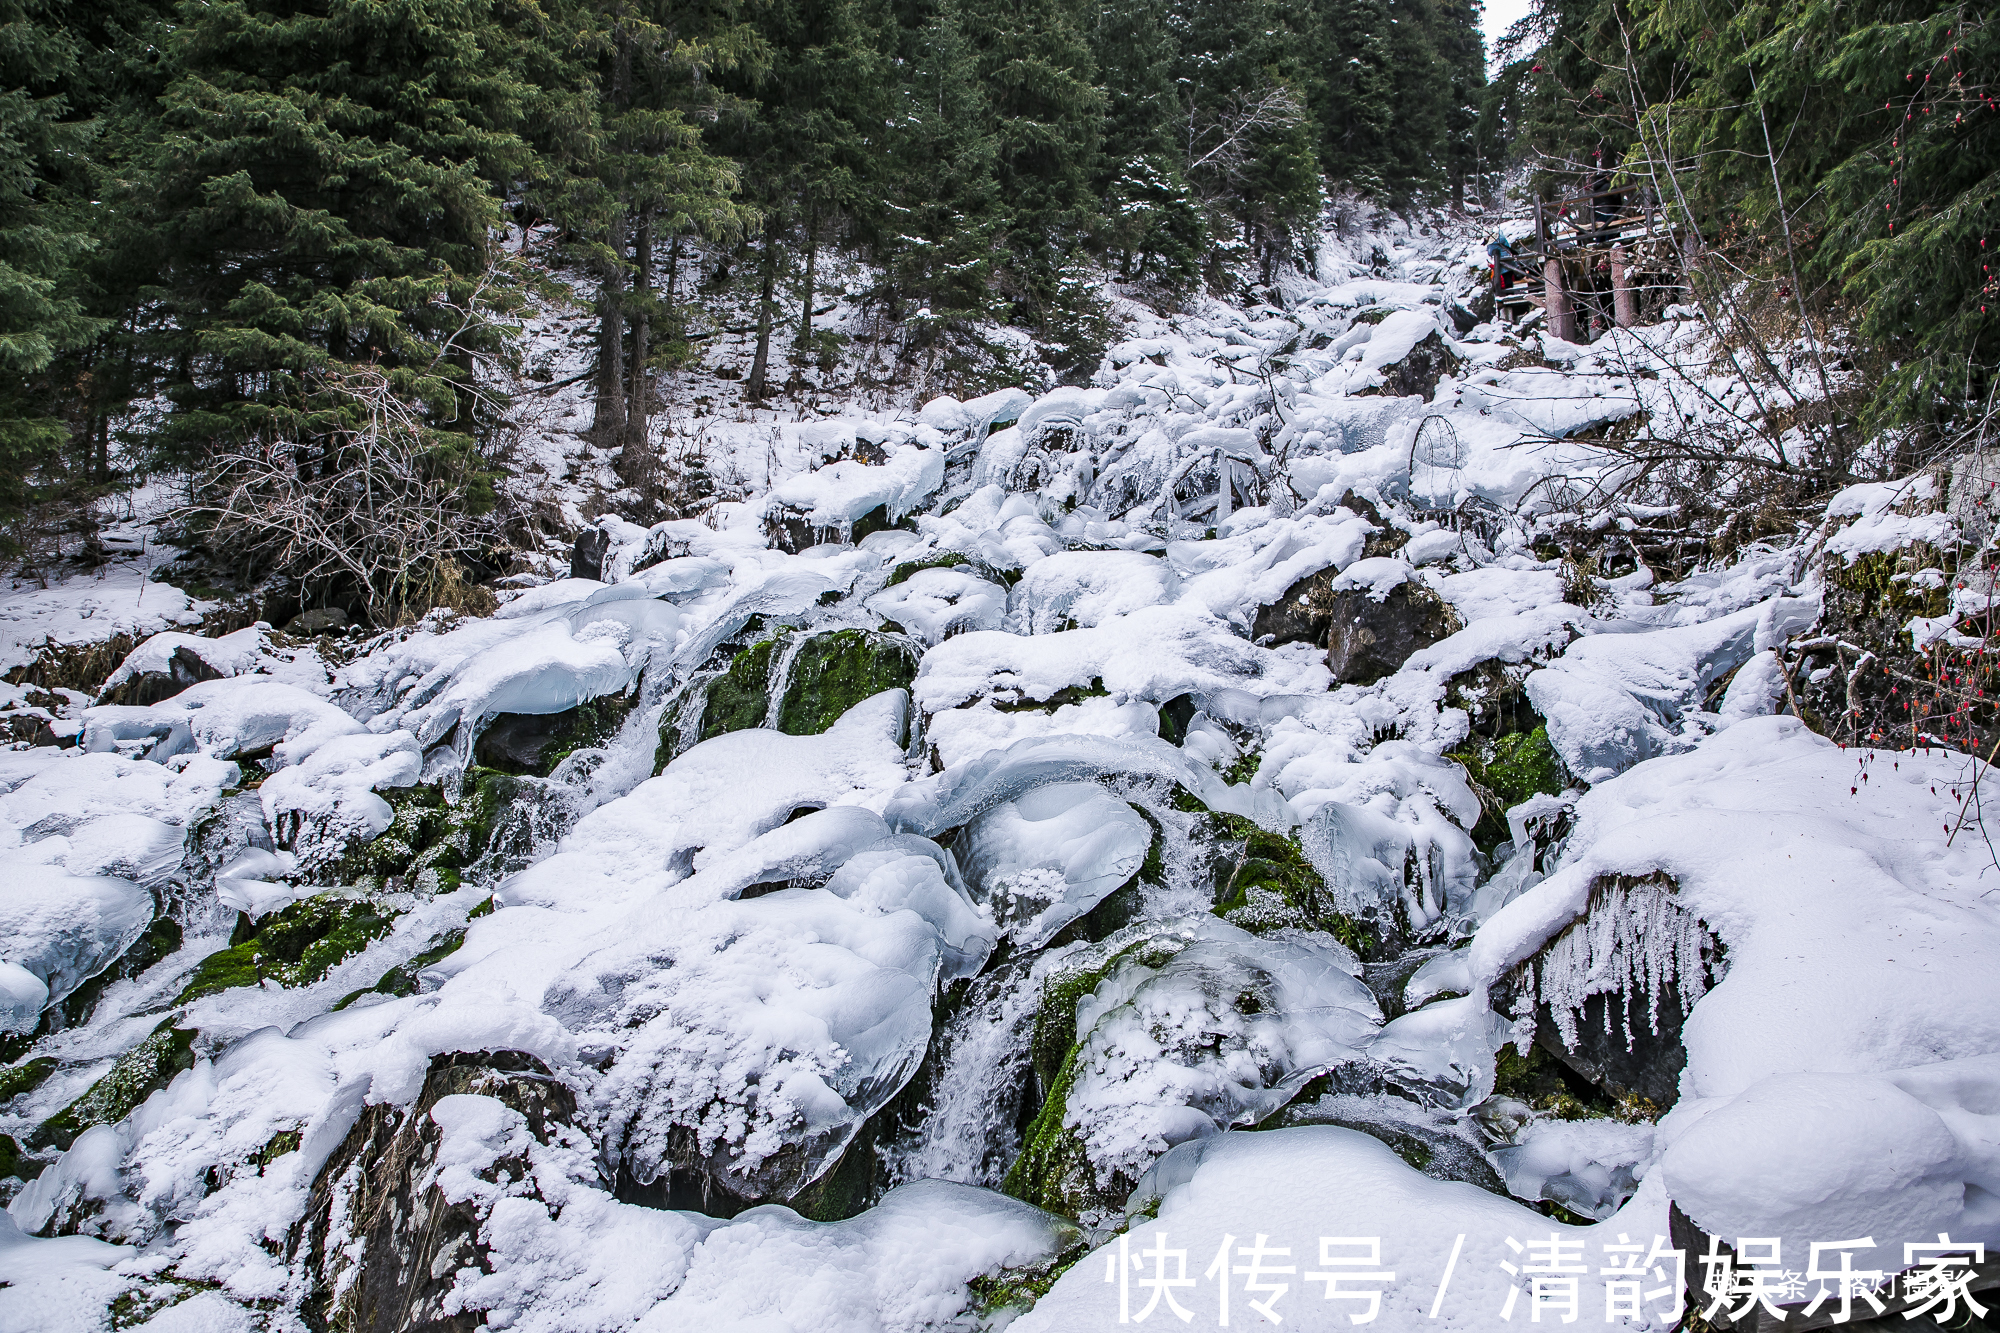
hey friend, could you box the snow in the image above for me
[958,782,1151,948]
[0,876,154,1032]
[0,560,208,677]
[865,567,1006,645]
[1063,919,1381,1187]
[98,624,328,696]
[1010,550,1178,633]
[765,444,944,530]
[1469,715,2000,1258]
[258,729,423,867]
[395,591,681,757]
[81,678,366,767]
[1524,597,1817,782]
[1018,1126,1670,1332]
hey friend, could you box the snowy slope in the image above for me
[0,217,1986,1333]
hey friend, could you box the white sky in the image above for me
[1481,0,1536,71]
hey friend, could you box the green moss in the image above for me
[363,927,468,1000]
[0,1056,58,1104]
[1492,1041,1613,1121]
[331,771,519,892]
[885,552,967,588]
[178,893,401,1003]
[968,1239,1090,1320]
[772,629,919,737]
[674,629,920,753]
[33,1022,197,1150]
[474,692,634,776]
[1002,1044,1097,1216]
[1206,812,1375,956]
[1826,547,1952,622]
[257,1128,303,1167]
[1449,725,1566,850]
[699,638,779,742]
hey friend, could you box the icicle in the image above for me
[1533,875,1723,1053]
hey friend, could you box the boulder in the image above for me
[284,607,350,636]
[290,1050,576,1333]
[1324,581,1459,684]
[99,645,224,707]
[1375,329,1462,401]
[1250,569,1335,649]
[474,693,635,776]
[570,525,611,581]
[1498,873,1724,1116]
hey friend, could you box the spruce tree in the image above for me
[138,0,545,459]
[882,0,1005,319]
[567,0,750,456]
[712,0,892,399]
[957,0,1103,320]
[0,0,103,531]
[1092,0,1204,287]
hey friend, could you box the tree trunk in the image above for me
[625,206,654,458]
[746,234,777,401]
[594,14,633,446]
[594,206,628,445]
[1543,256,1576,343]
[1611,245,1637,328]
[796,207,817,361]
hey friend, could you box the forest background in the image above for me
[1,0,1993,615]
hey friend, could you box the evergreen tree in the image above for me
[137,0,546,459]
[712,0,892,399]
[1172,0,1323,275]
[957,0,1103,319]
[567,0,751,457]
[1092,0,1204,287]
[882,0,1005,318]
[0,0,103,532]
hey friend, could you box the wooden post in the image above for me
[1544,256,1576,342]
[1612,245,1637,328]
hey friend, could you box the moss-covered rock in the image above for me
[1492,1040,1616,1122]
[657,629,920,768]
[967,1238,1091,1324]
[885,552,968,588]
[0,1132,28,1180]
[1201,809,1376,957]
[700,638,781,742]
[1006,935,1195,1219]
[474,692,635,776]
[773,629,919,736]
[356,928,467,1003]
[1003,1046,1097,1218]
[0,1057,58,1104]
[32,1021,197,1150]
[1448,724,1567,850]
[329,770,520,893]
[178,893,401,1003]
